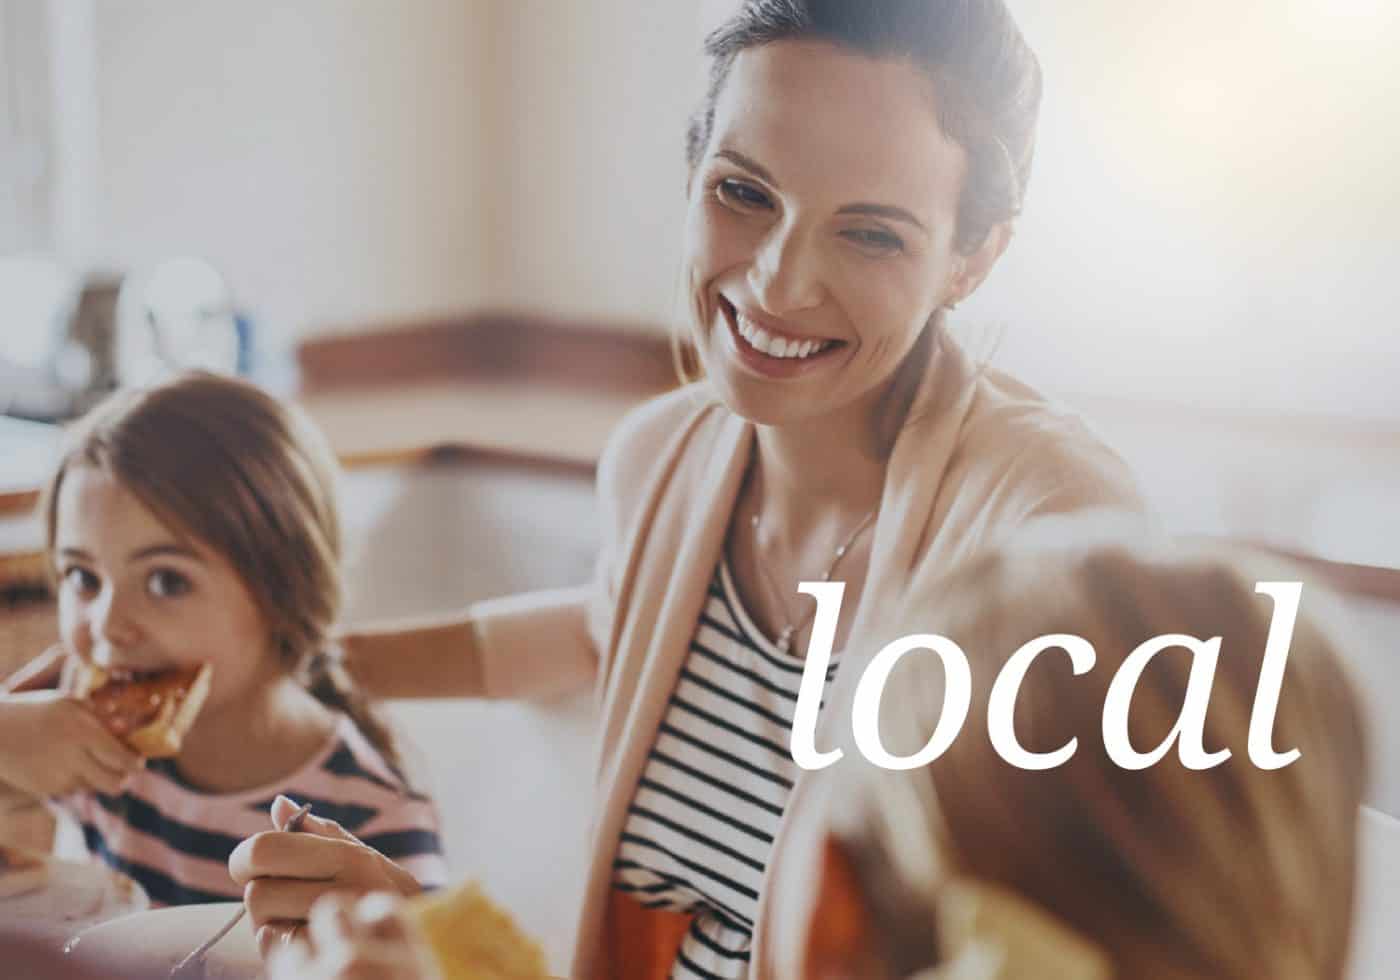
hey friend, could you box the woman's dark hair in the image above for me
[686,0,1043,254]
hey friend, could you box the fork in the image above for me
[168,801,313,979]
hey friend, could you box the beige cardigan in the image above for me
[472,339,1143,979]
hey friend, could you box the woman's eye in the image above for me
[147,568,192,598]
[843,227,905,255]
[62,567,100,596]
[715,178,772,211]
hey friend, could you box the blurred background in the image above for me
[2,0,1396,555]
[1,0,1397,968]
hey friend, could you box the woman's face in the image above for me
[54,466,278,715]
[684,39,985,429]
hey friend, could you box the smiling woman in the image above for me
[250,4,1150,980]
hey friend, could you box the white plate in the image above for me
[65,902,261,980]
[0,856,148,946]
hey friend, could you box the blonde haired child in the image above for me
[774,542,1369,980]
[0,372,446,905]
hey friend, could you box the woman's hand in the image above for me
[230,795,424,956]
[266,892,440,980]
[0,691,143,797]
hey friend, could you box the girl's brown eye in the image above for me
[147,568,192,598]
[63,567,100,596]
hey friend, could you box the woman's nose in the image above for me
[748,225,824,315]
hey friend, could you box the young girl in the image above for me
[0,372,447,906]
[770,542,1370,980]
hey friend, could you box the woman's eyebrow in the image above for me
[716,149,778,186]
[716,148,928,234]
[837,202,928,235]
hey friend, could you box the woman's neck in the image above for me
[749,388,890,541]
[174,674,336,794]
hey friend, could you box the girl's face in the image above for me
[54,466,277,714]
[683,40,996,429]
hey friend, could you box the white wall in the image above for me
[85,1,707,337]
[977,0,1400,420]
[91,1,494,339]
[478,0,705,327]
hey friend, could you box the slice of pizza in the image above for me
[73,663,213,758]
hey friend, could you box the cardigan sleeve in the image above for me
[583,386,713,683]
[470,586,597,700]
[1006,433,1146,524]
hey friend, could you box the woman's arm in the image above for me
[339,390,704,704]
[340,614,485,700]
[341,585,598,701]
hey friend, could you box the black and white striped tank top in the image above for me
[612,559,841,979]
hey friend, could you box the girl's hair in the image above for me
[833,543,1369,980]
[41,371,401,769]
[687,0,1043,256]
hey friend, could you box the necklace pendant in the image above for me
[777,625,794,655]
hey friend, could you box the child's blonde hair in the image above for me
[41,371,399,767]
[832,543,1369,980]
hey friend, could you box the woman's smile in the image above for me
[718,294,846,379]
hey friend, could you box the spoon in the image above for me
[168,801,313,979]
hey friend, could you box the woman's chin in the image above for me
[708,370,830,428]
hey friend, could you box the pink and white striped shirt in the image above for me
[61,715,446,905]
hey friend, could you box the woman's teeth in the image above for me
[734,313,831,360]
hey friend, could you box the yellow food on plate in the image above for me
[407,882,549,980]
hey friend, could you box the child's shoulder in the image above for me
[317,715,426,801]
[242,715,435,838]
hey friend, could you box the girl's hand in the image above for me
[0,691,144,797]
[230,795,423,956]
[266,892,440,980]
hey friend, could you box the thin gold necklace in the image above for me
[749,507,877,655]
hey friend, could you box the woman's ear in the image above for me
[946,222,1014,308]
[802,835,878,979]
